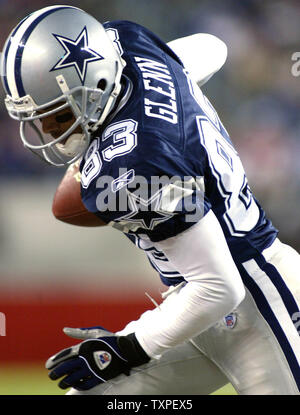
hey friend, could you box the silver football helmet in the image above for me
[0,5,126,166]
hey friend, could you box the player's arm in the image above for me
[117,209,245,358]
[46,209,245,389]
[167,33,228,86]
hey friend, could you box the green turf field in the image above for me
[0,363,237,395]
[0,364,65,395]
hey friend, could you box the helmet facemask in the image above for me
[4,68,122,167]
[5,76,102,166]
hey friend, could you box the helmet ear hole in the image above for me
[97,79,107,91]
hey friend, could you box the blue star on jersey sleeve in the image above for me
[87,156,210,241]
[112,187,175,232]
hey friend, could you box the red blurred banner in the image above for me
[0,286,155,362]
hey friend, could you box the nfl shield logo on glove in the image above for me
[94,351,112,370]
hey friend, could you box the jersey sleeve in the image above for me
[80,131,211,242]
[117,210,245,357]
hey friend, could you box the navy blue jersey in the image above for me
[80,20,278,282]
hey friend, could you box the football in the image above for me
[52,161,106,227]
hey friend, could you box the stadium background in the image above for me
[0,0,299,395]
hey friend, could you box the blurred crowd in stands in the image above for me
[0,0,299,247]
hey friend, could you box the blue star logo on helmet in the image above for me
[51,26,103,84]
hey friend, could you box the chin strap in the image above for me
[91,57,126,131]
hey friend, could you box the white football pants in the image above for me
[68,238,300,395]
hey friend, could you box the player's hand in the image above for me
[45,327,150,391]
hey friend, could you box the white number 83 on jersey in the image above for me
[81,119,138,188]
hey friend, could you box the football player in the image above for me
[1,5,300,395]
